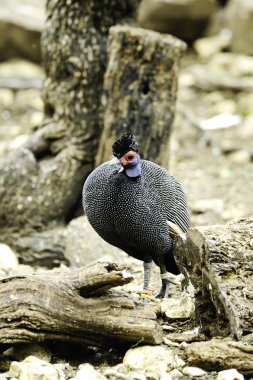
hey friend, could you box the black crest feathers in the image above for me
[112,132,139,158]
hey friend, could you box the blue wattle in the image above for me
[124,154,141,178]
[125,164,141,178]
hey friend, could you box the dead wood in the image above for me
[184,339,253,374]
[96,25,186,167]
[175,217,253,340]
[0,262,163,347]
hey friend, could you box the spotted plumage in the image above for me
[82,133,190,297]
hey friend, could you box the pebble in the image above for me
[161,293,194,319]
[123,346,185,375]
[191,198,224,214]
[170,368,184,379]
[3,343,52,362]
[0,243,19,271]
[8,355,65,380]
[182,366,207,377]
[72,363,106,380]
[217,369,244,380]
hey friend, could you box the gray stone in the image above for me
[72,363,106,380]
[123,346,185,376]
[182,366,207,377]
[0,1,45,62]
[225,0,253,55]
[161,292,194,319]
[8,355,65,380]
[138,0,218,40]
[0,243,18,271]
[64,216,122,267]
[3,343,52,362]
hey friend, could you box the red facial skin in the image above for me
[120,150,137,167]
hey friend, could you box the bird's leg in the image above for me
[156,256,170,298]
[143,261,153,293]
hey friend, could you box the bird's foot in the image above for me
[139,289,153,299]
[155,278,170,298]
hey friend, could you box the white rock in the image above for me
[170,368,184,379]
[9,355,65,380]
[161,293,194,319]
[160,373,172,380]
[65,216,122,266]
[74,363,106,380]
[182,366,207,377]
[0,243,19,270]
[191,198,224,214]
[124,346,184,375]
[0,373,9,380]
[217,368,244,380]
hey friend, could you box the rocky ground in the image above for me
[0,50,252,379]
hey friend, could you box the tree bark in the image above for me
[184,339,253,374]
[0,262,163,347]
[0,0,139,230]
[174,217,253,340]
[96,25,186,167]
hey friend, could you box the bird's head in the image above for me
[111,132,141,178]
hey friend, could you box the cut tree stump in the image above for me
[0,262,163,347]
[175,217,253,340]
[96,25,186,167]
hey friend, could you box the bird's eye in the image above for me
[124,151,136,161]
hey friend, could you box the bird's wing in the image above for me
[167,220,186,241]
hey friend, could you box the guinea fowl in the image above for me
[82,133,190,297]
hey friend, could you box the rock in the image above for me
[191,198,224,214]
[170,368,184,379]
[64,216,122,267]
[194,30,232,58]
[0,243,18,270]
[72,363,106,380]
[131,373,147,380]
[182,366,207,377]
[228,150,251,164]
[3,343,52,362]
[225,0,253,55]
[160,292,194,319]
[8,355,65,380]
[217,369,244,380]
[123,346,185,376]
[137,0,218,41]
[0,0,45,62]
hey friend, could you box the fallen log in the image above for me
[175,217,253,340]
[0,262,163,347]
[184,339,253,375]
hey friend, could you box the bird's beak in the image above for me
[108,156,120,165]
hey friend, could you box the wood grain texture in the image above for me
[0,262,163,347]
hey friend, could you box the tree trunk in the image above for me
[175,217,253,340]
[0,262,163,347]
[0,0,139,230]
[96,25,186,167]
